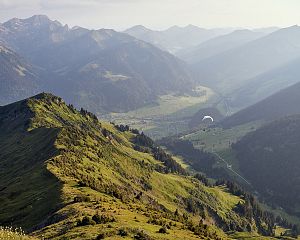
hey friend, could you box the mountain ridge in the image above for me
[0,93,287,239]
[179,29,267,63]
[0,15,195,113]
[191,25,300,93]
[124,24,232,53]
[221,80,300,128]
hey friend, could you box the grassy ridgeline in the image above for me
[0,93,292,239]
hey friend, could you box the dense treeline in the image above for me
[114,124,187,175]
[130,129,186,175]
[216,180,299,237]
[232,115,300,217]
[161,138,230,179]
[160,135,299,237]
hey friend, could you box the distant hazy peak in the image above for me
[71,26,88,31]
[26,15,51,24]
[165,24,206,32]
[268,25,300,36]
[186,24,203,29]
[88,28,123,39]
[124,25,153,35]
[252,26,280,34]
[125,24,206,35]
[232,29,254,34]
[3,15,63,29]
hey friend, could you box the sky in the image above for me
[1,0,300,30]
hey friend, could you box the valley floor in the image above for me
[101,86,216,140]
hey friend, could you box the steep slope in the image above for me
[192,25,300,93]
[0,16,195,112]
[124,25,231,54]
[232,115,300,216]
[178,29,267,63]
[229,57,300,109]
[221,81,300,128]
[0,44,40,105]
[36,29,194,112]
[0,93,283,239]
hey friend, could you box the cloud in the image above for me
[0,0,40,9]
[39,0,141,9]
[1,0,300,30]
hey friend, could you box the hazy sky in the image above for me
[1,0,300,30]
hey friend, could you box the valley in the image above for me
[102,86,216,139]
[1,8,300,239]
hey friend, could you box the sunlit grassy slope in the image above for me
[0,93,286,239]
[0,226,38,240]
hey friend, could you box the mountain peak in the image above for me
[30,92,63,102]
[128,25,148,30]
[3,15,62,29]
[185,24,204,30]
[28,14,50,22]
[271,24,300,35]
[165,25,204,32]
[124,25,152,35]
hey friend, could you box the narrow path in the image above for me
[212,148,251,185]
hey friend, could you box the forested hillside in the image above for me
[233,115,300,217]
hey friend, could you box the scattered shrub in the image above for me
[77,216,96,226]
[134,230,152,240]
[92,213,116,224]
[74,195,91,202]
[118,228,128,236]
[158,227,168,234]
[96,233,105,239]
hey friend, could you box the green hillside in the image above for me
[0,93,293,239]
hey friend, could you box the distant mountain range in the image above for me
[0,15,195,112]
[178,29,268,64]
[191,25,300,94]
[2,15,300,120]
[124,25,233,54]
[229,56,300,109]
[221,80,300,128]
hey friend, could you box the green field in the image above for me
[101,86,217,139]
[181,121,300,234]
[183,122,262,153]
[179,122,263,185]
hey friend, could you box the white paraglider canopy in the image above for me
[202,115,214,122]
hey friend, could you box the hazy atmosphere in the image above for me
[2,1,300,239]
[1,0,300,29]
